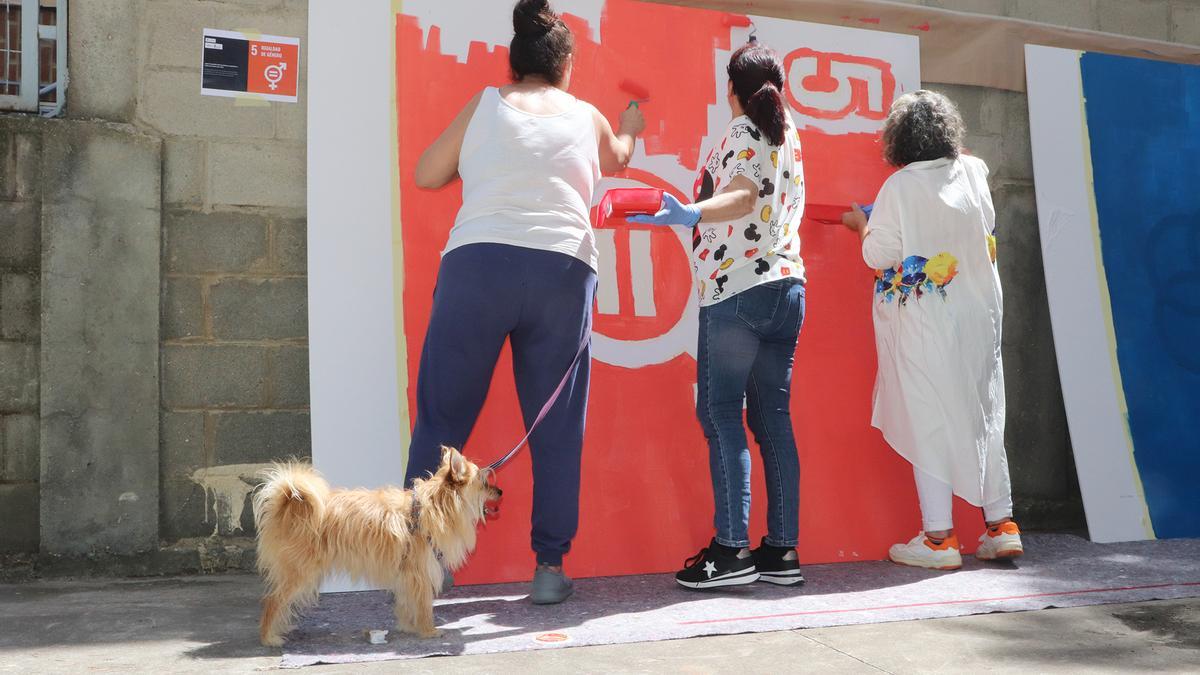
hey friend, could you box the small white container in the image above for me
[367,629,388,644]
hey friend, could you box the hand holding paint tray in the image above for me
[597,188,664,227]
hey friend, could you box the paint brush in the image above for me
[620,78,650,108]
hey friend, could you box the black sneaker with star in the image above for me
[751,537,805,586]
[675,539,759,589]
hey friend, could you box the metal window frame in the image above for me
[0,0,67,115]
[39,0,67,116]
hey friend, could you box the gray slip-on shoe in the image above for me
[530,565,574,605]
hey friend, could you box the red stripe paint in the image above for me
[678,581,1200,625]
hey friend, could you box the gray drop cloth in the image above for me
[280,534,1200,668]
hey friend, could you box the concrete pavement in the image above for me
[0,573,1196,673]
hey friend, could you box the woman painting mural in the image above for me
[407,0,644,603]
[842,90,1024,570]
[631,43,808,589]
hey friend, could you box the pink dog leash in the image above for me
[486,333,591,471]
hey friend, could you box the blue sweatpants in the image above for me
[404,243,595,566]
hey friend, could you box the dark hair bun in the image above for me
[509,0,573,85]
[514,0,556,37]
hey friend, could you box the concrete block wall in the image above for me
[0,128,42,554]
[910,0,1200,44]
[133,0,310,543]
[38,121,163,558]
[1,0,308,568]
[1,113,165,563]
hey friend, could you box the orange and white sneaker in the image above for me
[888,533,962,570]
[976,521,1024,560]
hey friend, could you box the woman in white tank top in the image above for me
[406,0,644,605]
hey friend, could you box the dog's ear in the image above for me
[448,448,469,485]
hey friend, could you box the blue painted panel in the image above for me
[1081,52,1200,538]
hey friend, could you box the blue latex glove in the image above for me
[627,193,701,227]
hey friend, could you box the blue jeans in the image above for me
[697,278,805,548]
[404,243,596,566]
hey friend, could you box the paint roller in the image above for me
[620,78,650,109]
[722,14,755,42]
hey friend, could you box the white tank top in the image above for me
[445,87,601,270]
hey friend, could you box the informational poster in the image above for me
[1026,45,1200,543]
[310,0,980,588]
[202,28,300,102]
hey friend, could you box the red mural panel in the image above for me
[396,1,985,585]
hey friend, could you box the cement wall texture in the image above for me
[142,0,311,564]
[1,0,1197,575]
[2,0,309,575]
[0,124,42,555]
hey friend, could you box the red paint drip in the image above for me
[911,22,931,32]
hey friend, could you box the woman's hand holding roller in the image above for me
[628,193,702,227]
[619,104,645,138]
[596,103,644,174]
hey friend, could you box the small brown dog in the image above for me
[252,446,501,646]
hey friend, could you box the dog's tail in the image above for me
[252,462,330,572]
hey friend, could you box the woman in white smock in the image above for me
[842,90,1023,570]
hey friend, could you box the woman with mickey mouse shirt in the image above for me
[630,42,807,589]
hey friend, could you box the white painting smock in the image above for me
[447,87,602,271]
[863,155,1008,507]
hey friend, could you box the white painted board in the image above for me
[308,0,404,591]
[1023,44,1152,543]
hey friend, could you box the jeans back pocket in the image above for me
[735,281,785,332]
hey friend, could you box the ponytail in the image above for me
[745,82,787,146]
[727,43,788,147]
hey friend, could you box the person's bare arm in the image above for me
[627,175,756,227]
[697,175,756,222]
[594,105,644,174]
[414,91,484,189]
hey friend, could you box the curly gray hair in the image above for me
[881,90,965,167]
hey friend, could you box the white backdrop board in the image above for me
[1025,45,1151,542]
[308,0,404,591]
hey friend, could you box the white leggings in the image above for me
[913,465,1013,532]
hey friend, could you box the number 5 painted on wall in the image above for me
[783,48,896,121]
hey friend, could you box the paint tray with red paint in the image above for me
[599,188,664,222]
[805,203,852,224]
[806,203,873,224]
